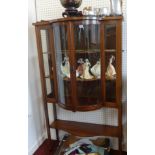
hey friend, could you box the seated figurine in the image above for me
[105,55,116,80]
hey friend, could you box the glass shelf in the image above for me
[42,51,52,54]
[54,49,116,53]
[63,77,102,82]
[63,77,116,82]
[54,49,100,53]
[104,49,116,52]
[44,74,54,79]
[75,50,100,54]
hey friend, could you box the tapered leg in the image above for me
[44,101,51,139]
[53,104,59,140]
[119,137,122,155]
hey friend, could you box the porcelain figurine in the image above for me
[105,55,116,80]
[61,56,70,78]
[76,58,84,77]
[81,59,94,79]
[91,59,101,78]
[83,6,94,16]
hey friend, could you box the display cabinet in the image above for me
[33,16,123,154]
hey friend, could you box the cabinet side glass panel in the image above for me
[52,23,71,106]
[104,24,116,102]
[73,21,102,106]
[40,30,55,98]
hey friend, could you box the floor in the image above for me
[33,139,59,155]
[33,139,127,155]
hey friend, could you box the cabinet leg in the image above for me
[55,129,59,140]
[47,127,51,139]
[44,102,51,139]
[53,104,59,140]
[119,137,122,155]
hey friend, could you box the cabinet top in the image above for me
[33,16,123,26]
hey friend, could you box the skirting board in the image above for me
[28,131,47,155]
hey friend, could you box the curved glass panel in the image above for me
[52,23,71,106]
[73,20,102,106]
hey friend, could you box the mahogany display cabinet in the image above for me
[33,16,123,154]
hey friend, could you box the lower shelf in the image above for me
[33,139,127,155]
[50,120,119,137]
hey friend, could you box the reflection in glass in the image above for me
[74,23,100,51]
[73,22,102,106]
[40,30,52,77]
[40,30,55,97]
[45,78,55,98]
[53,23,71,106]
[40,30,49,53]
[104,24,116,49]
[43,53,53,77]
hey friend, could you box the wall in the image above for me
[28,0,47,154]
[31,0,127,152]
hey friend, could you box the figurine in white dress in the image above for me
[61,56,70,78]
[91,59,101,79]
[81,59,93,79]
[105,55,116,80]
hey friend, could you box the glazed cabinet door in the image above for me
[102,20,122,107]
[71,20,103,111]
[52,22,73,109]
[35,27,56,103]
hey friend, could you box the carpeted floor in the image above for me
[33,139,59,155]
[33,139,127,155]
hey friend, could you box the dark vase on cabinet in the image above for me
[33,16,123,154]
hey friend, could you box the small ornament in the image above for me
[105,55,116,80]
[76,58,84,77]
[83,6,94,16]
[61,56,70,78]
[81,59,94,79]
[60,0,83,17]
[91,59,101,78]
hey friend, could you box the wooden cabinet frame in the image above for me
[33,16,123,155]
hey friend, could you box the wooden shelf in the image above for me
[50,120,119,137]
